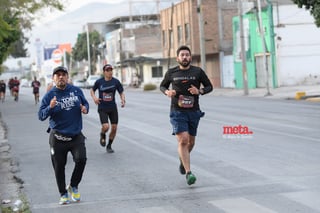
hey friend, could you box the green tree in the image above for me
[0,0,64,73]
[292,0,320,27]
[72,30,104,73]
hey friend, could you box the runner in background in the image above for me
[31,77,41,104]
[0,80,6,102]
[11,77,20,101]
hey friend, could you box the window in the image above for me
[152,66,163,78]
[162,30,166,47]
[177,25,182,44]
[184,23,190,42]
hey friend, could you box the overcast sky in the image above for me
[35,0,125,24]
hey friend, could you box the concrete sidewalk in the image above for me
[210,84,320,101]
[131,84,320,101]
[0,114,22,210]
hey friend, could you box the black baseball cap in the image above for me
[53,66,68,75]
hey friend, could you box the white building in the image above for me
[274,4,320,86]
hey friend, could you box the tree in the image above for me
[292,0,320,27]
[72,30,104,73]
[0,0,64,73]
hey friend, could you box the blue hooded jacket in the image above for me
[38,84,89,136]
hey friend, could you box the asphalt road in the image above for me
[0,86,320,213]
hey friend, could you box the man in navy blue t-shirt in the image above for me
[90,64,125,153]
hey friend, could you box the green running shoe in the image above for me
[186,171,196,185]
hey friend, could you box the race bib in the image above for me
[178,95,194,108]
[102,92,113,102]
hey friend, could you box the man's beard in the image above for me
[56,81,66,89]
[179,60,191,68]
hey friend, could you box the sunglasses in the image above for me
[104,69,113,72]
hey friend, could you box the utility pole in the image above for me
[238,0,249,95]
[86,23,91,76]
[257,0,272,96]
[197,0,206,70]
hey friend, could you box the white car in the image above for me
[85,75,101,88]
[73,79,86,88]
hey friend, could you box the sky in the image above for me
[4,0,179,69]
[36,0,125,24]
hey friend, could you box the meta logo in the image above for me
[222,125,253,139]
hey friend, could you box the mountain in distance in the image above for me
[28,1,180,59]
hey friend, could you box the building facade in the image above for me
[160,0,239,88]
[88,14,166,86]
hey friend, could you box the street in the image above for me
[0,86,320,213]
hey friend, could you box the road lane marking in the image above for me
[84,118,233,184]
[209,197,277,213]
[138,206,181,213]
[283,191,320,211]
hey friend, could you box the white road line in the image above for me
[283,191,320,211]
[84,118,233,184]
[138,206,182,213]
[209,197,277,213]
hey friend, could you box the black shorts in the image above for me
[33,87,39,94]
[98,107,118,124]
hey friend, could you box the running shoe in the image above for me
[59,193,70,205]
[179,162,186,175]
[186,171,196,185]
[106,146,114,153]
[67,185,80,202]
[100,133,106,147]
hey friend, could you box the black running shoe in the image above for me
[179,162,186,175]
[100,133,106,147]
[106,146,114,153]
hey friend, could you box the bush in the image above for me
[143,83,157,91]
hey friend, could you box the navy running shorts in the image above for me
[169,110,203,136]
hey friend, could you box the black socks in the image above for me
[107,139,113,148]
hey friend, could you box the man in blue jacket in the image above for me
[38,66,89,205]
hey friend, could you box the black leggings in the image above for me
[49,131,87,195]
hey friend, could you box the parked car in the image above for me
[20,79,31,87]
[73,79,86,88]
[85,75,101,88]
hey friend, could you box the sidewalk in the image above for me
[0,113,22,210]
[130,84,320,101]
[211,84,320,101]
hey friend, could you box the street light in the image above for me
[238,0,249,95]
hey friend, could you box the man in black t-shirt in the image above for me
[160,45,213,185]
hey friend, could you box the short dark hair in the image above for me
[176,45,191,56]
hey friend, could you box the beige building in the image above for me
[160,0,238,88]
[88,15,166,86]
